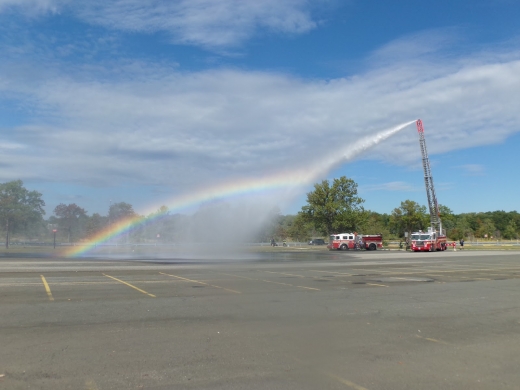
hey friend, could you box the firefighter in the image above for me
[357,236,364,250]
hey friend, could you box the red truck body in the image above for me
[410,230,447,252]
[328,233,383,251]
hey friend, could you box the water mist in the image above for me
[78,120,416,260]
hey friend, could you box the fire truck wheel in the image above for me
[368,243,376,251]
[340,244,348,251]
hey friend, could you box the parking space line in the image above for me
[40,275,54,301]
[289,355,370,390]
[265,270,330,287]
[264,271,305,278]
[366,283,389,287]
[219,272,320,291]
[0,280,187,287]
[390,277,428,281]
[415,334,450,345]
[310,270,353,276]
[295,285,321,291]
[159,272,241,294]
[102,274,156,297]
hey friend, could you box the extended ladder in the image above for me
[416,119,442,233]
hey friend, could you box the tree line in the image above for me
[0,179,518,247]
[274,177,519,241]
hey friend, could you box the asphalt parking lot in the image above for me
[2,250,520,389]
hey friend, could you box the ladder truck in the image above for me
[410,120,448,252]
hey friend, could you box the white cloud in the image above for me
[0,141,25,150]
[0,0,63,14]
[459,164,486,176]
[360,182,420,192]
[79,0,317,47]
[369,28,464,65]
[0,34,519,200]
[0,0,318,48]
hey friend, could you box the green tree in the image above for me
[463,213,480,234]
[360,212,391,238]
[85,213,107,237]
[390,200,428,239]
[109,202,136,223]
[476,218,495,238]
[0,180,45,248]
[108,202,137,243]
[438,205,455,235]
[502,220,518,239]
[300,176,366,235]
[485,210,510,234]
[288,213,313,242]
[144,205,170,242]
[450,215,473,240]
[54,203,87,243]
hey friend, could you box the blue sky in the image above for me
[0,0,519,217]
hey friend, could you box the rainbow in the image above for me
[64,171,310,257]
[65,120,415,257]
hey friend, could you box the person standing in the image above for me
[460,238,464,250]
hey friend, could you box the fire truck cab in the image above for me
[328,233,383,251]
[410,228,447,252]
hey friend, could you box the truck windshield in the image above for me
[411,234,430,240]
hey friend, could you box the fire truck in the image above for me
[328,233,383,251]
[410,120,447,252]
[410,228,447,252]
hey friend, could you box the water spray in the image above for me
[68,120,416,257]
[283,120,417,199]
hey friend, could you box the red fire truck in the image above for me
[328,233,383,251]
[410,228,447,252]
[410,120,448,253]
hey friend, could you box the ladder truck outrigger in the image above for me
[410,120,448,252]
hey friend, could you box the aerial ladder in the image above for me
[409,120,447,251]
[416,119,443,235]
